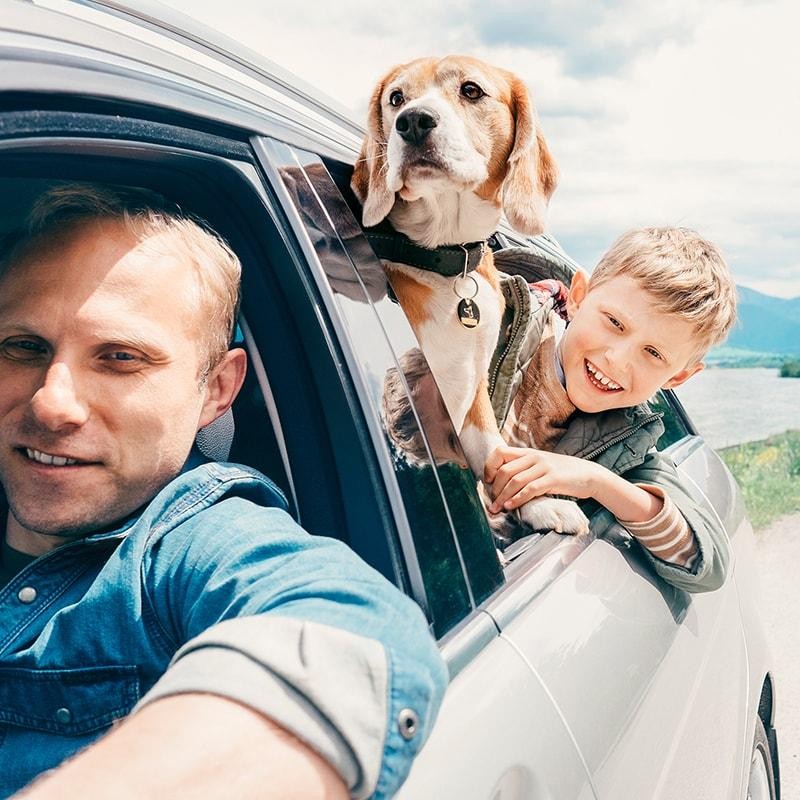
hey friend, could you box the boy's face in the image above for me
[560,271,704,413]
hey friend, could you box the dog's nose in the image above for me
[395,109,439,145]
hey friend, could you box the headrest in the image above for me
[195,408,235,462]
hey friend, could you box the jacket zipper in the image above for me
[488,278,528,398]
[580,412,663,462]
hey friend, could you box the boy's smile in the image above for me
[560,272,703,413]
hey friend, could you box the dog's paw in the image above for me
[518,497,590,536]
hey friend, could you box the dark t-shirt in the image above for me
[0,535,35,590]
[0,495,37,588]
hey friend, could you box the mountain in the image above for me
[709,286,800,362]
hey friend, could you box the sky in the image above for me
[162,0,800,298]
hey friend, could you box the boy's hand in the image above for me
[484,445,601,514]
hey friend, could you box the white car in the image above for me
[0,2,779,798]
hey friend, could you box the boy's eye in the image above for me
[645,346,663,360]
[607,315,623,330]
[0,337,49,362]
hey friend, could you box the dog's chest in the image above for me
[384,260,502,359]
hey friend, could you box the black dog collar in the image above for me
[365,220,486,277]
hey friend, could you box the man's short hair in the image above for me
[589,227,737,362]
[0,182,241,378]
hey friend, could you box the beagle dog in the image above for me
[352,55,588,535]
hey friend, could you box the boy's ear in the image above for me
[662,361,704,390]
[566,269,590,320]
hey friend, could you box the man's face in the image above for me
[560,273,703,414]
[0,219,223,549]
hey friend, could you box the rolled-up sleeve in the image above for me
[138,497,448,798]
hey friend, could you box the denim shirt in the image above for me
[0,454,447,798]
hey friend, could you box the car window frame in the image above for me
[0,109,418,597]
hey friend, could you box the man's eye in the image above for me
[645,347,663,360]
[100,351,143,369]
[0,338,48,361]
[607,315,623,330]
[460,81,485,101]
[389,90,404,107]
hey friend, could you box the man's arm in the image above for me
[15,694,347,800]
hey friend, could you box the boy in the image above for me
[485,227,737,592]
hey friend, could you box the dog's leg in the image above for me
[459,383,589,536]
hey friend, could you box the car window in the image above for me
[260,140,504,637]
[649,389,696,452]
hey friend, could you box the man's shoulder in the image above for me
[121,459,292,554]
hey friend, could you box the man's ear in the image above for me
[662,361,704,390]
[198,347,247,429]
[565,269,589,320]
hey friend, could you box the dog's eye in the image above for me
[389,90,405,107]
[460,82,485,101]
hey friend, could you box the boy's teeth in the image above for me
[586,361,621,391]
[26,448,78,466]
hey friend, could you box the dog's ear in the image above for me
[351,74,398,227]
[502,77,559,236]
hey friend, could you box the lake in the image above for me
[674,367,800,450]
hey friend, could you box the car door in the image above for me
[261,142,598,799]
[490,391,750,800]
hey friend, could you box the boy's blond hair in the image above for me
[589,227,737,362]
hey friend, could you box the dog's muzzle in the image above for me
[396,108,440,146]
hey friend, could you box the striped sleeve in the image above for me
[619,484,698,569]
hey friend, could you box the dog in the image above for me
[352,55,588,535]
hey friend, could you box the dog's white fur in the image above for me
[353,55,588,535]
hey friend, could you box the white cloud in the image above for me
[162,0,800,298]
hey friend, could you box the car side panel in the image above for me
[497,506,746,799]
[396,619,597,800]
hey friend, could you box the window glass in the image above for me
[262,141,503,636]
[649,389,693,450]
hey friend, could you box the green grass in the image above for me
[719,430,800,529]
[780,359,800,378]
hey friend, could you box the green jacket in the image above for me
[488,244,730,593]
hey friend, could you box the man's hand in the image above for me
[484,445,602,514]
[14,694,348,800]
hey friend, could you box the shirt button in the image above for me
[55,707,72,724]
[397,708,419,741]
[17,586,37,604]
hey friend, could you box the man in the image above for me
[0,184,447,799]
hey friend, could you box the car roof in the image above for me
[1,0,363,159]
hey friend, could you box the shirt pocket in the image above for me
[0,665,140,735]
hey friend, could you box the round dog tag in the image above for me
[458,298,480,328]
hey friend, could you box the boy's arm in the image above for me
[613,449,731,592]
[486,446,728,591]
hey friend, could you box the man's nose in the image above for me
[30,362,90,430]
[395,108,439,146]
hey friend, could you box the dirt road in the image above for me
[755,513,800,797]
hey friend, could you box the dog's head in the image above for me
[351,55,558,236]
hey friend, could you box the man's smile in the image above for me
[17,446,98,468]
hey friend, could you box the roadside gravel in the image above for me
[754,512,800,797]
